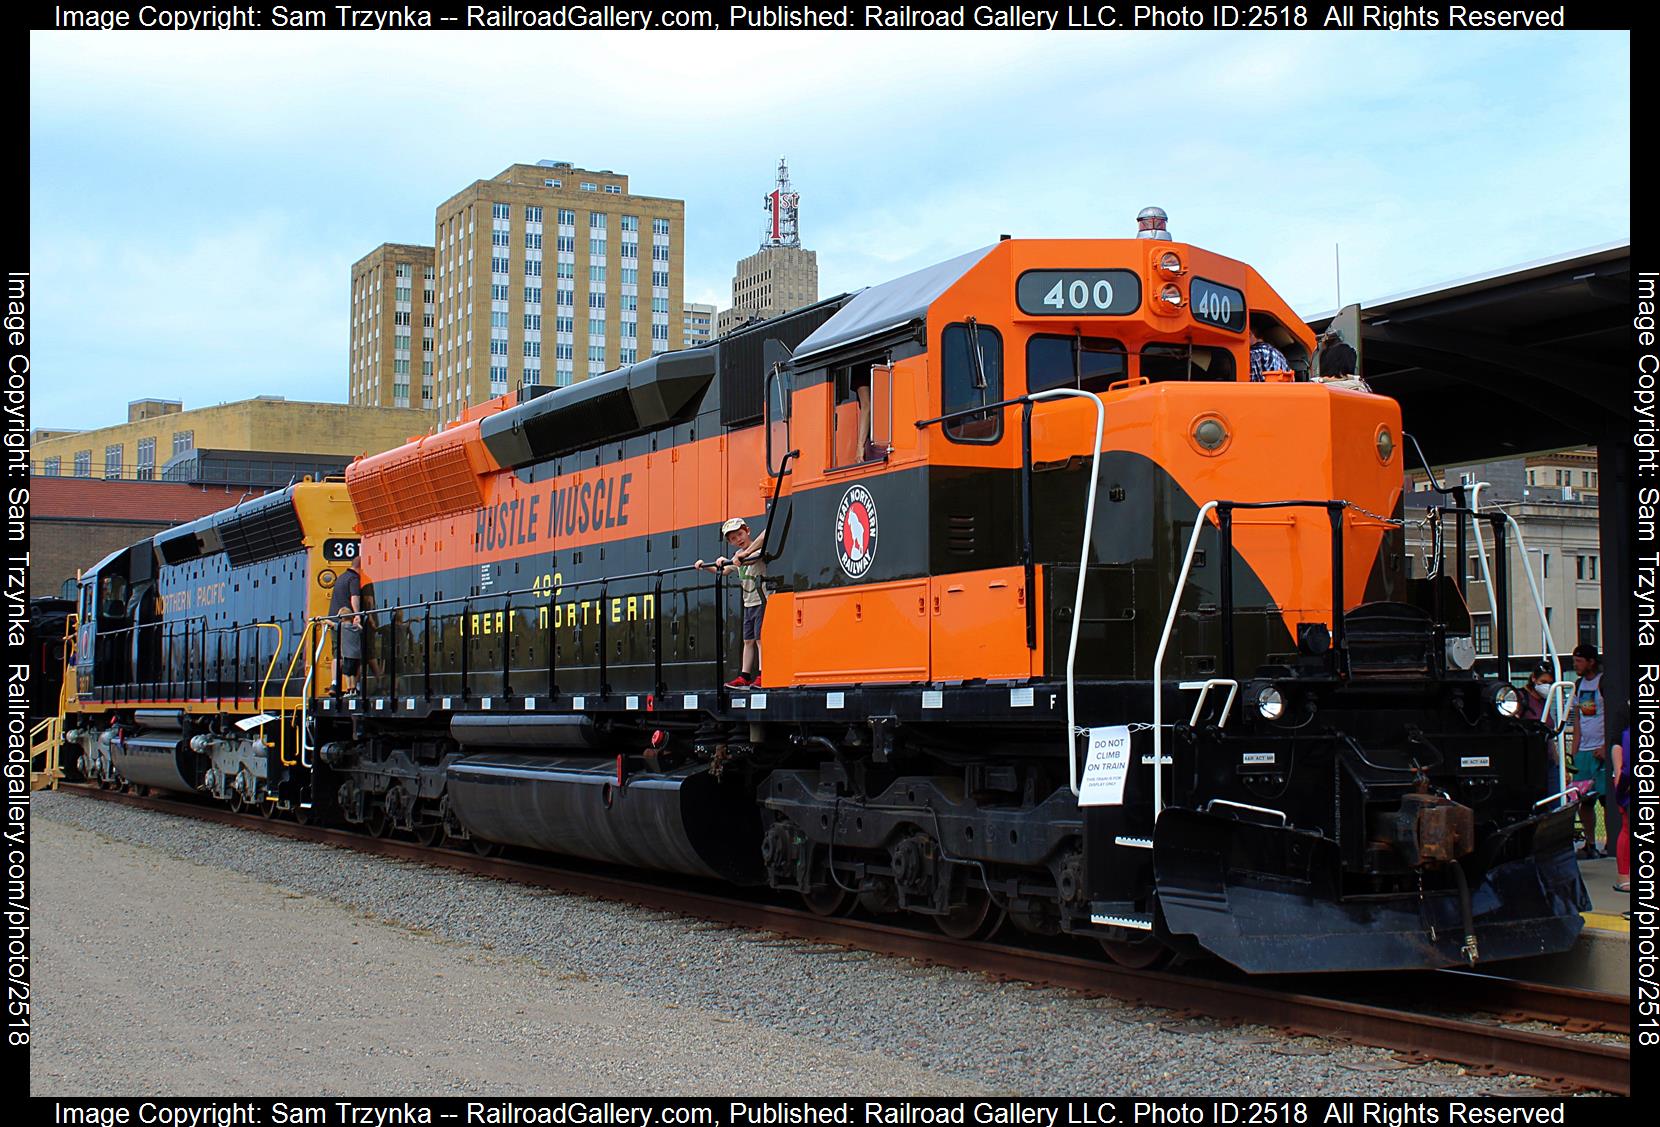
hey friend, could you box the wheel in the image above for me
[413,820,444,848]
[471,837,502,858]
[800,883,854,917]
[132,785,151,798]
[226,791,246,814]
[293,804,315,826]
[365,803,391,838]
[1098,933,1173,970]
[258,797,279,819]
[934,889,1000,940]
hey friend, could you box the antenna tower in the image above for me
[762,157,801,248]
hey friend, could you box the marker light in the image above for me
[1489,683,1523,718]
[1191,415,1229,453]
[1376,426,1395,464]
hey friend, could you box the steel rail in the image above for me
[57,784,1629,1095]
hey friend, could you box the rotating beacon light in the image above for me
[1136,206,1172,240]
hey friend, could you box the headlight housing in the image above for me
[1488,682,1523,718]
[1256,685,1284,721]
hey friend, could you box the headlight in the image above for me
[1155,251,1184,279]
[1489,683,1523,718]
[1156,282,1185,310]
[1376,426,1395,464]
[1256,686,1284,721]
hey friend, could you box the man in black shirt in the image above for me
[328,558,364,693]
[1318,328,1358,377]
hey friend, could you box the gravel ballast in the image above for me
[33,791,1554,1096]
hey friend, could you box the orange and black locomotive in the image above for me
[58,223,1588,973]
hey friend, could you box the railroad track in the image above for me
[51,783,1630,1095]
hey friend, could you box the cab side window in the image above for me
[941,322,1003,443]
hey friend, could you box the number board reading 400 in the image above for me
[1016,270,1141,317]
[1190,277,1247,333]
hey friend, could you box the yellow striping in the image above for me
[1583,910,1629,934]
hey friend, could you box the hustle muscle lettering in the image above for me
[474,473,632,551]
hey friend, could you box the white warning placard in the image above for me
[1077,725,1134,807]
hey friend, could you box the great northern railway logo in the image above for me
[835,484,878,579]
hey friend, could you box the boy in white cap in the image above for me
[696,517,768,688]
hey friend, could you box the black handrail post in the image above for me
[1453,483,1468,600]
[1218,502,1236,680]
[460,599,471,702]
[215,632,223,707]
[1328,502,1347,678]
[502,598,513,699]
[357,611,369,707]
[1492,515,1511,675]
[1020,400,1036,650]
[714,571,726,690]
[387,608,398,702]
[424,604,433,701]
[234,628,243,707]
[547,586,558,700]
[1432,509,1446,629]
[653,573,665,697]
[598,582,610,697]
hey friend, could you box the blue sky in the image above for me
[29,30,1629,431]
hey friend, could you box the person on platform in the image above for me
[1519,662,1555,724]
[1569,643,1608,859]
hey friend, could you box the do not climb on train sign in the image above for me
[1077,726,1133,807]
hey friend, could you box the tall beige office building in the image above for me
[717,158,818,336]
[683,302,716,346]
[717,246,820,335]
[349,243,436,410]
[428,162,686,424]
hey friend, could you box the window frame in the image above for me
[940,321,1004,445]
[1025,332,1129,395]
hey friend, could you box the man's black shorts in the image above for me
[743,603,764,641]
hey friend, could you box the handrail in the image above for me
[1153,500,1220,818]
[1478,500,1569,802]
[1023,389,1107,797]
[1466,482,1508,670]
[1154,498,1362,818]
[298,622,333,768]
[916,386,1108,796]
[310,553,746,702]
[59,612,79,713]
[1181,678,1240,728]
[81,612,297,704]
[251,623,286,712]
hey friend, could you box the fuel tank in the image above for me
[446,753,763,883]
[105,731,196,794]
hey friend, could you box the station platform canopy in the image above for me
[1308,241,1629,467]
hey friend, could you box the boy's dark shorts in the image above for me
[338,658,362,678]
[743,603,764,641]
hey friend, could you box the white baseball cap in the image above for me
[720,517,748,535]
